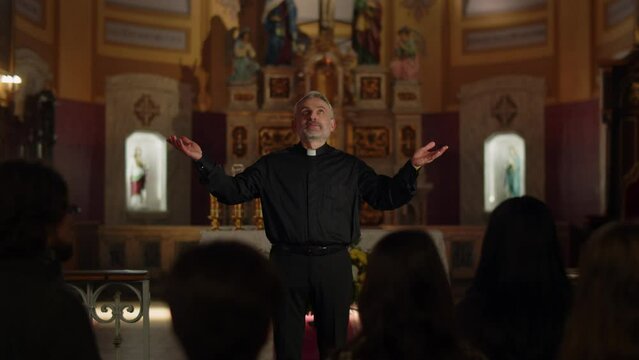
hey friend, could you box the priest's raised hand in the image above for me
[167,135,203,161]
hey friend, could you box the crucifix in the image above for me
[319,0,335,35]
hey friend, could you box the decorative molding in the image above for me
[133,94,160,127]
[15,0,54,44]
[16,0,44,27]
[491,95,518,127]
[605,0,635,29]
[258,127,296,155]
[450,0,554,65]
[464,22,547,52]
[463,0,545,17]
[595,0,634,51]
[104,19,188,51]
[400,0,435,21]
[106,0,190,15]
[392,80,422,112]
[96,0,202,64]
[353,126,390,158]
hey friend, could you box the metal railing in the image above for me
[64,270,150,360]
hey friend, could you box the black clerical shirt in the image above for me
[195,143,419,246]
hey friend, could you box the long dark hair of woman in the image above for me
[456,196,571,360]
[348,230,466,360]
[560,222,639,360]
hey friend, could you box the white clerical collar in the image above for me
[307,149,317,156]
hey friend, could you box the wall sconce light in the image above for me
[0,74,22,108]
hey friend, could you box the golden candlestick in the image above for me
[254,198,264,230]
[232,203,244,230]
[208,195,220,230]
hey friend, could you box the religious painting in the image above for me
[231,126,247,157]
[400,126,416,158]
[269,77,290,99]
[353,126,389,158]
[125,131,167,212]
[484,133,525,212]
[360,76,381,99]
[0,0,13,72]
[258,127,297,155]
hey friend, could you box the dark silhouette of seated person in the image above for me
[0,160,101,360]
[560,222,639,360]
[456,196,572,360]
[165,241,282,360]
[333,230,477,360]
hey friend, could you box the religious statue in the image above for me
[262,0,298,65]
[129,146,148,208]
[352,0,382,65]
[390,26,422,81]
[229,28,260,84]
[504,146,522,198]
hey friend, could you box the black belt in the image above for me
[272,243,347,256]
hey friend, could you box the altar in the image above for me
[200,227,449,275]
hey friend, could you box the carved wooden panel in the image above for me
[269,77,290,99]
[258,127,297,155]
[353,126,389,158]
[360,76,382,99]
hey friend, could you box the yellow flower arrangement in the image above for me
[349,246,369,301]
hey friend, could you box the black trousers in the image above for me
[269,246,353,360]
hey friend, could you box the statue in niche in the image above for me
[504,146,522,198]
[390,26,423,81]
[352,0,382,65]
[129,146,148,208]
[228,28,260,84]
[263,0,298,65]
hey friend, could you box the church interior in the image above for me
[1,0,639,351]
[2,0,639,358]
[2,0,638,279]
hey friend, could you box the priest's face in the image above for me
[293,96,336,145]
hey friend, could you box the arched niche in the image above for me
[125,131,167,213]
[484,133,526,212]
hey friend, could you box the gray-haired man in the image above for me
[167,91,448,360]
